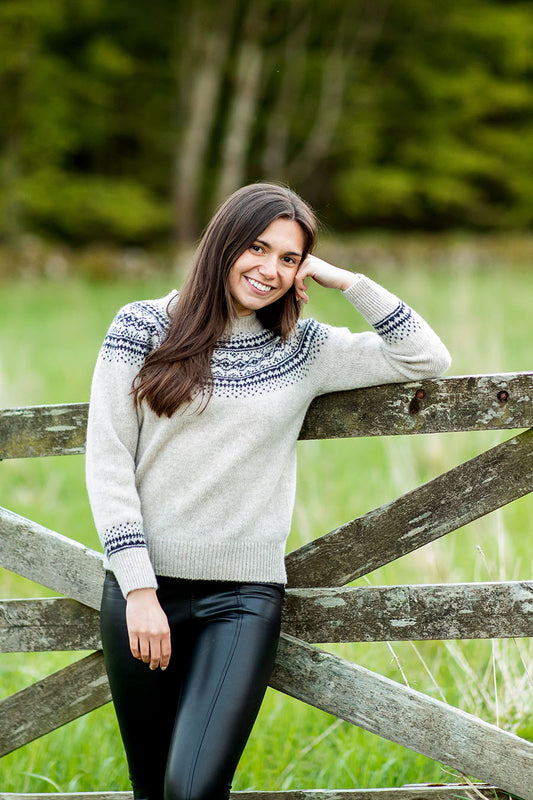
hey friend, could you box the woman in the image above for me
[86,183,450,800]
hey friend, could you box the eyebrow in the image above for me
[255,238,303,258]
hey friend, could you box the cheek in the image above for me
[282,271,297,290]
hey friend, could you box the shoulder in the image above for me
[285,315,332,357]
[294,315,331,343]
[99,290,177,367]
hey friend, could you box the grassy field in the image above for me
[1,249,533,792]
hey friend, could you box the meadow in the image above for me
[1,242,533,792]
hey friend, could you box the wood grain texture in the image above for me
[0,598,101,652]
[271,634,533,800]
[286,428,533,587]
[0,652,110,757]
[299,372,533,439]
[1,372,532,460]
[0,788,515,800]
[283,581,533,642]
[0,403,87,458]
[5,580,533,653]
[0,506,105,609]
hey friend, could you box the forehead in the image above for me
[256,218,305,253]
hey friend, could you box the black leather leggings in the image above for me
[100,572,284,800]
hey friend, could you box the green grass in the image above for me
[1,256,532,792]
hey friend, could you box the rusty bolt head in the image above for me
[497,390,509,403]
[415,389,426,400]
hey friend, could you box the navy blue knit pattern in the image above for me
[103,522,146,558]
[99,299,331,398]
[373,301,420,343]
[211,318,329,398]
[100,301,170,367]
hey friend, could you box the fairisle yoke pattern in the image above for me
[100,293,332,399]
[211,319,329,398]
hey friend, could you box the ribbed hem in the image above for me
[149,538,288,585]
[343,274,401,326]
[108,546,158,598]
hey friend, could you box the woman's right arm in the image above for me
[86,302,171,668]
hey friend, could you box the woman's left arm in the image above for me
[295,254,451,391]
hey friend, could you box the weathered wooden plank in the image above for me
[300,372,533,439]
[0,403,87,459]
[0,651,110,757]
[0,506,104,609]
[0,788,515,800]
[5,580,533,653]
[286,428,533,587]
[283,581,533,642]
[271,634,533,800]
[1,373,532,460]
[0,598,101,652]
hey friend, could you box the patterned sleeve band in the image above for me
[372,301,420,344]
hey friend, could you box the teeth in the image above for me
[248,277,273,293]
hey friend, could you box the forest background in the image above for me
[2,0,533,794]
[2,0,533,253]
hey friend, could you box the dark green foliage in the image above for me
[1,0,532,243]
[337,0,533,230]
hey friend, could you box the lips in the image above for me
[245,276,275,294]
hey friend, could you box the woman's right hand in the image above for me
[126,587,171,670]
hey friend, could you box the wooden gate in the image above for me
[1,371,533,800]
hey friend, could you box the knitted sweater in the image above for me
[86,274,451,597]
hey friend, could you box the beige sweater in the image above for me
[86,275,451,597]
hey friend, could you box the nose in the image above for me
[258,255,277,279]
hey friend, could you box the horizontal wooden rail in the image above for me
[301,371,533,439]
[286,581,533,642]
[1,372,532,459]
[0,598,101,652]
[0,788,516,800]
[3,581,533,652]
[0,403,88,459]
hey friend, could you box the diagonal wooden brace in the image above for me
[286,429,533,587]
[271,634,533,800]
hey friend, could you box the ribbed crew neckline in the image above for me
[225,313,264,335]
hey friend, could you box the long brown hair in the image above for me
[132,183,317,417]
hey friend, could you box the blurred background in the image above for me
[2,0,533,794]
[2,0,533,263]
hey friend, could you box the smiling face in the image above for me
[228,217,305,316]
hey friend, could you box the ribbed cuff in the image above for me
[108,546,158,598]
[342,274,401,326]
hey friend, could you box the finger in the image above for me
[129,635,141,660]
[160,634,172,671]
[139,636,151,664]
[149,640,161,671]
